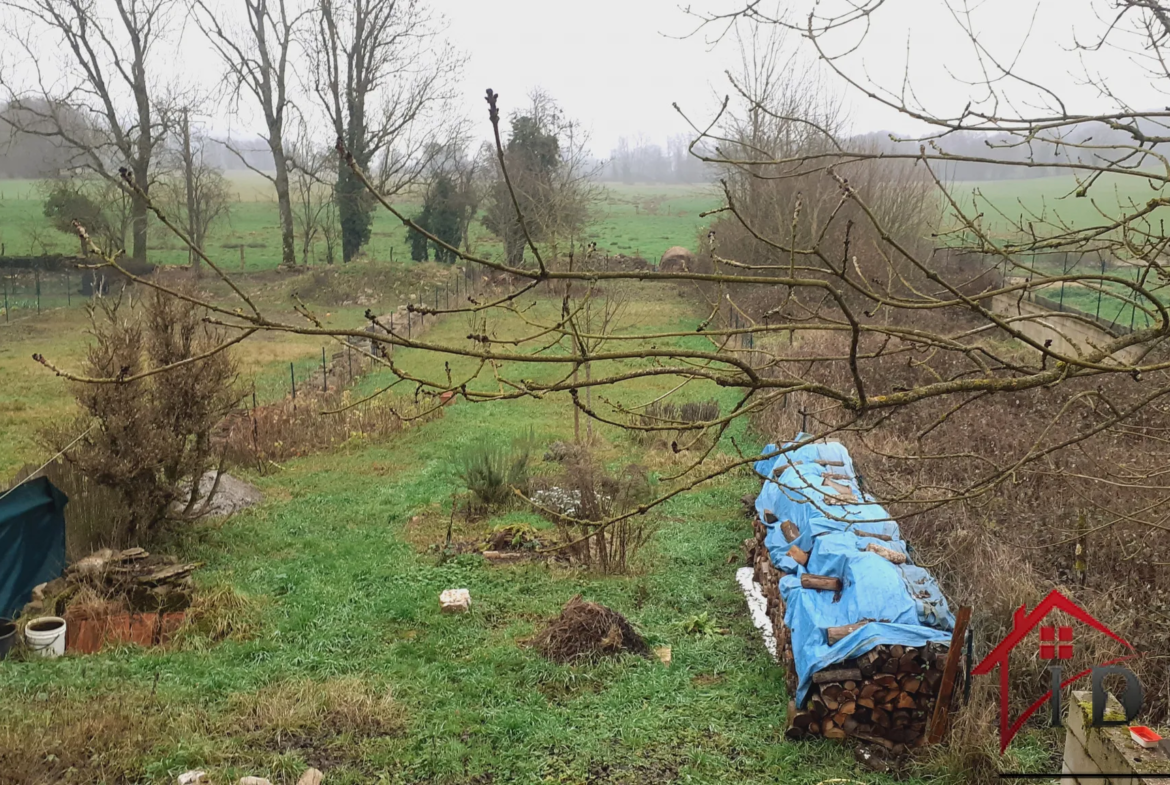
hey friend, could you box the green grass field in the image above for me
[948,172,1168,239]
[0,174,719,272]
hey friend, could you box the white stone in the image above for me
[237,778,272,785]
[440,588,471,613]
[177,771,207,785]
[736,567,777,660]
[296,769,324,785]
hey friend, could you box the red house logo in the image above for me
[972,589,1140,753]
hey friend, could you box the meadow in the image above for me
[0,280,994,785]
[0,174,1068,783]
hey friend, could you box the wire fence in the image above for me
[0,270,81,323]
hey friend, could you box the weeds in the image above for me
[456,429,535,511]
[221,388,437,468]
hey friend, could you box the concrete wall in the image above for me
[990,295,1142,365]
[1062,691,1169,785]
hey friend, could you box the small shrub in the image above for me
[532,451,655,574]
[456,431,534,511]
[41,286,239,544]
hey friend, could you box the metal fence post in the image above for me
[321,347,327,393]
[290,362,296,401]
[35,269,41,314]
[1095,254,1106,321]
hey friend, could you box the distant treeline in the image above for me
[0,99,274,179]
[853,122,1166,181]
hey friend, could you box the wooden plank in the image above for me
[926,606,972,745]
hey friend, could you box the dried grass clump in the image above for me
[528,595,648,664]
[634,399,721,450]
[0,687,204,785]
[171,583,260,647]
[227,677,403,743]
[222,389,438,469]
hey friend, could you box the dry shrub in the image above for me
[531,451,654,574]
[41,286,239,544]
[634,399,721,451]
[528,595,649,663]
[221,388,438,468]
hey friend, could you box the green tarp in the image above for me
[0,477,68,618]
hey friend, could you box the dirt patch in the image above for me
[527,595,648,664]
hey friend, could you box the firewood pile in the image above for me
[791,642,949,748]
[746,439,965,754]
[23,547,199,618]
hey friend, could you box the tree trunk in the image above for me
[130,175,149,267]
[180,109,200,275]
[271,142,296,269]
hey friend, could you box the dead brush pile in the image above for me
[221,388,441,467]
[528,595,649,663]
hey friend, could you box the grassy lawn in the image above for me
[0,279,963,785]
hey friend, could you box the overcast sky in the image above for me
[3,0,1162,159]
[442,0,1161,156]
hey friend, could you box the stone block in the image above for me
[440,588,470,613]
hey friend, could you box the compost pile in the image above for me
[529,595,648,663]
[748,437,963,753]
[24,547,199,618]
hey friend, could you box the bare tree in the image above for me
[191,0,306,269]
[286,126,336,265]
[310,0,462,262]
[0,0,178,267]
[158,108,231,272]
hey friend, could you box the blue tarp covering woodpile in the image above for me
[754,435,955,708]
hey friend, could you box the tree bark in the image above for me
[271,142,296,268]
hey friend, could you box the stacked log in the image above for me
[748,520,958,751]
[786,642,951,751]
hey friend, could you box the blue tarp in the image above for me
[754,435,954,707]
[0,477,68,618]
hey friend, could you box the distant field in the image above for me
[947,172,1167,240]
[0,174,719,271]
